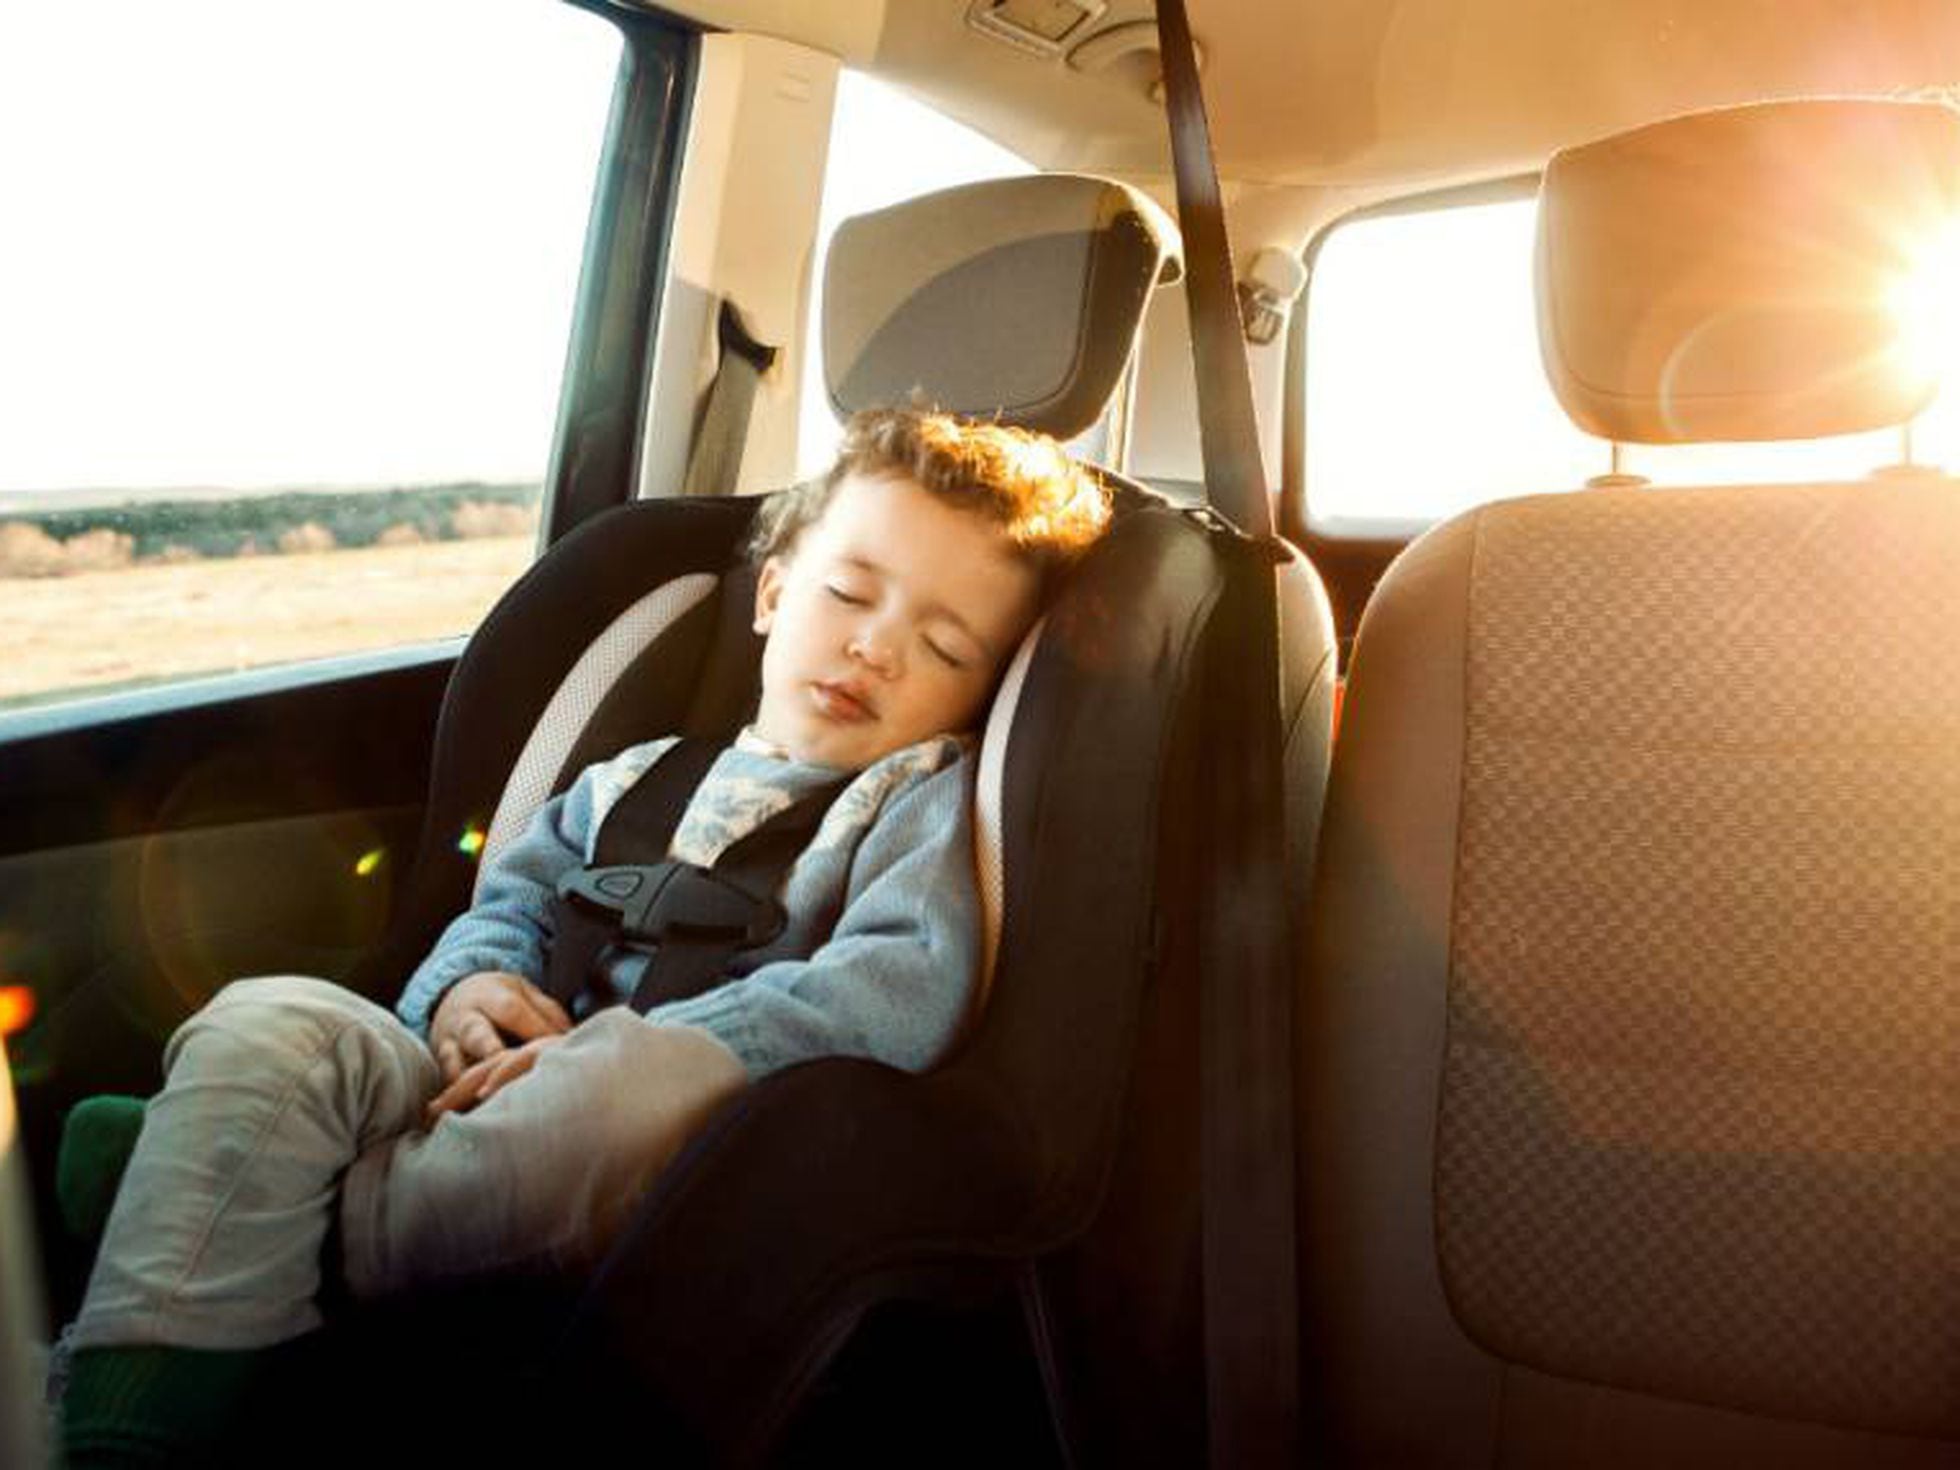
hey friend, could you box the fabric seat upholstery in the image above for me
[1300,99,1960,1468]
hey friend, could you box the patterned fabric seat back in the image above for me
[1300,99,1960,1467]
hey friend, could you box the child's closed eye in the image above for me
[923,637,969,670]
[826,583,870,607]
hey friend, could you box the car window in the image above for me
[1302,193,1955,536]
[793,71,1036,479]
[0,0,620,714]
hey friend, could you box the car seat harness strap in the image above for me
[544,736,850,1016]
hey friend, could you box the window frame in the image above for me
[542,4,700,543]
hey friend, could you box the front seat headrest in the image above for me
[822,173,1182,439]
[1536,98,1960,444]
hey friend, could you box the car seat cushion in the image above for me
[1436,483,1960,1435]
[1537,98,1960,444]
[823,175,1180,439]
[480,573,720,877]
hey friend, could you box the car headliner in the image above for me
[654,0,1960,244]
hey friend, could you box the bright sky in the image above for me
[0,4,1031,501]
[1307,198,1960,530]
[0,0,620,496]
[15,8,1944,524]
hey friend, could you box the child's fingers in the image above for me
[424,1035,558,1126]
[471,1037,560,1108]
[501,981,571,1037]
[520,981,574,1034]
[435,1036,464,1085]
[423,1065,487,1126]
[474,1051,517,1100]
[474,1043,545,1104]
[479,985,562,1043]
[457,1010,510,1062]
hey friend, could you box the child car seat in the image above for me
[536,178,1339,1468]
[67,173,1339,1466]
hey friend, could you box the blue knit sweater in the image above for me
[394,730,980,1080]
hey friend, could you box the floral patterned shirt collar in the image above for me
[733,724,791,761]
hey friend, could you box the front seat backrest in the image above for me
[1301,98,1960,1468]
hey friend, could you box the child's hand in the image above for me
[422,1034,564,1127]
[428,971,572,1084]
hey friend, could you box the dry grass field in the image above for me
[3,537,535,707]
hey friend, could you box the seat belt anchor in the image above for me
[1177,505,1291,564]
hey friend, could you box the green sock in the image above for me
[56,1096,148,1245]
[58,1343,270,1469]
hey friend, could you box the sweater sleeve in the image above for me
[395,755,615,1040]
[640,754,981,1081]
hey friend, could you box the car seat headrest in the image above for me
[1536,98,1960,444]
[822,174,1182,439]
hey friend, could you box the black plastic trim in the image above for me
[0,641,463,746]
[542,10,699,544]
[0,649,454,859]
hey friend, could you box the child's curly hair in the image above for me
[750,407,1112,587]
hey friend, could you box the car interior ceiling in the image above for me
[647,0,1960,644]
[8,1,1960,1466]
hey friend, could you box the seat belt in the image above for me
[543,737,850,1016]
[1153,0,1303,1464]
[681,300,778,498]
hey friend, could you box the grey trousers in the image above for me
[69,975,747,1351]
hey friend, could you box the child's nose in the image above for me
[848,626,902,677]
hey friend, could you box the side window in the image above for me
[1302,194,1945,535]
[793,72,1035,479]
[0,2,621,714]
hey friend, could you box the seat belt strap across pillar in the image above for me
[1154,0,1303,1464]
[682,299,778,499]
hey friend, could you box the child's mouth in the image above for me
[811,681,876,723]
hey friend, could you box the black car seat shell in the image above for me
[1301,98,1960,1468]
[563,175,1338,1463]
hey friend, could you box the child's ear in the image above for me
[753,556,786,635]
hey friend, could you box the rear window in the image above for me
[0,0,619,712]
[1302,193,1959,536]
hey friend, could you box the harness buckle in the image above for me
[556,862,787,949]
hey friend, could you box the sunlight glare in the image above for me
[1886,219,1960,395]
[0,988,34,1039]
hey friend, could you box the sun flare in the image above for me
[1887,220,1960,393]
